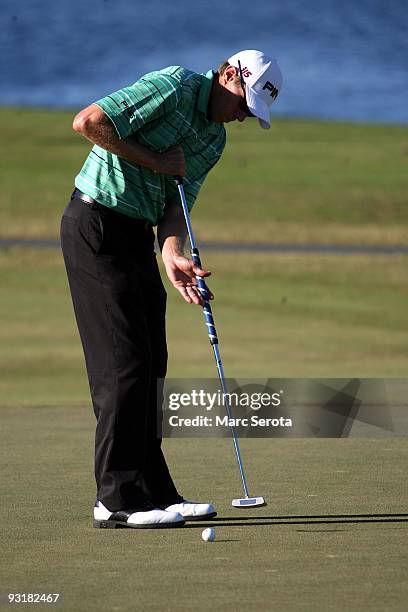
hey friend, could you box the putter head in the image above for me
[231,496,266,508]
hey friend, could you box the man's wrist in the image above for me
[161,237,185,261]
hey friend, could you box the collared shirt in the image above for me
[75,67,226,225]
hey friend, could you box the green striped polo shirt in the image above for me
[75,67,226,225]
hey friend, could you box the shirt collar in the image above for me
[197,70,215,117]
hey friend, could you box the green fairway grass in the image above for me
[0,247,407,407]
[1,404,407,611]
[1,107,407,245]
[1,107,407,611]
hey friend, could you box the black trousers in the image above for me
[60,194,181,511]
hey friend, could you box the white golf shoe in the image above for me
[163,500,217,520]
[93,500,185,529]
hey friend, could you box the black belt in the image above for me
[71,188,99,206]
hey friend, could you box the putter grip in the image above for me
[190,248,218,345]
[191,247,210,301]
[201,297,218,345]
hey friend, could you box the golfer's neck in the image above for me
[207,75,222,123]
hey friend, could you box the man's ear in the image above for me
[222,65,238,84]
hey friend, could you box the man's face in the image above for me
[210,66,254,124]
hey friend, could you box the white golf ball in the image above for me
[201,527,215,542]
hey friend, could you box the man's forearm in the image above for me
[157,199,188,259]
[73,104,161,171]
[73,103,185,175]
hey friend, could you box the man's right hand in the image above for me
[150,146,185,176]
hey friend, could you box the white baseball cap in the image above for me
[227,49,283,129]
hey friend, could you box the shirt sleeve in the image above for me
[94,74,181,139]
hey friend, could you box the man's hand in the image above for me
[158,198,212,305]
[150,146,185,177]
[163,254,213,305]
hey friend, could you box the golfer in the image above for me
[61,50,283,529]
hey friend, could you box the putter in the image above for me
[175,177,266,509]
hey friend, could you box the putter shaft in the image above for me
[175,177,251,500]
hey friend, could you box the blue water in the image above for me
[1,0,407,123]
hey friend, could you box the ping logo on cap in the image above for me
[262,81,279,100]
